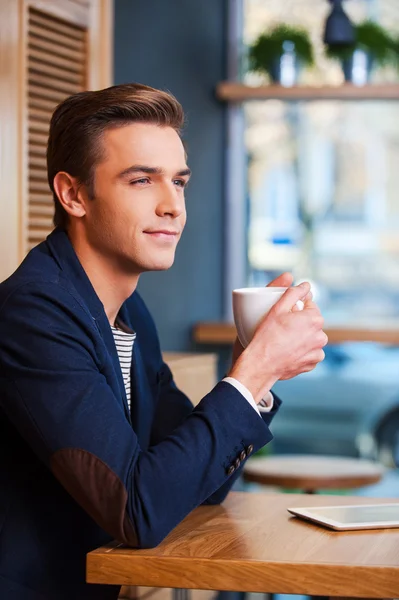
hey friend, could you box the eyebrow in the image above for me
[118,165,192,179]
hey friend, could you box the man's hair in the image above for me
[47,83,185,228]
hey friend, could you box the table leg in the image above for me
[172,589,190,600]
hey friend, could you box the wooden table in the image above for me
[243,455,385,493]
[87,491,399,599]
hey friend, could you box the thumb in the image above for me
[267,272,294,288]
[273,282,311,314]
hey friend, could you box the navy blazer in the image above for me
[0,229,280,600]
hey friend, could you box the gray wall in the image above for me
[114,0,227,351]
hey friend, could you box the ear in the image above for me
[53,171,87,219]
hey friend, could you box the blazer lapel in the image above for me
[94,310,132,425]
[118,303,154,449]
[45,228,131,423]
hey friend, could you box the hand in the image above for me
[231,272,309,364]
[228,281,328,404]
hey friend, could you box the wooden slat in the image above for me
[28,228,51,240]
[28,36,85,63]
[29,59,83,85]
[29,168,48,182]
[29,84,69,105]
[29,107,52,124]
[28,1,90,28]
[30,198,53,208]
[29,96,58,113]
[29,130,50,146]
[29,205,54,218]
[30,203,53,214]
[28,47,85,75]
[29,144,47,158]
[28,23,86,53]
[29,10,85,42]
[28,72,82,95]
[30,192,52,205]
[29,120,49,135]
[29,181,51,194]
[29,155,46,169]
[29,217,53,229]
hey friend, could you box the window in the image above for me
[239,0,399,323]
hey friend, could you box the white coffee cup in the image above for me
[232,287,304,348]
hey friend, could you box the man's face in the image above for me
[82,123,190,274]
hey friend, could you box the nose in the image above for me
[155,182,185,219]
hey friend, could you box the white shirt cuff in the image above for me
[222,377,274,416]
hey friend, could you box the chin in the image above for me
[142,256,175,272]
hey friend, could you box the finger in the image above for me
[320,331,329,347]
[273,282,311,314]
[303,308,325,330]
[303,291,313,304]
[301,349,326,363]
[303,299,319,310]
[301,363,319,374]
[266,272,294,288]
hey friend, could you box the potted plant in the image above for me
[390,35,399,73]
[248,24,314,87]
[325,20,394,84]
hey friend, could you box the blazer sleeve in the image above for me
[0,281,274,549]
[132,291,282,505]
[152,365,282,505]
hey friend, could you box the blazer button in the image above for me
[234,458,241,469]
[246,444,254,455]
[239,450,246,461]
[226,465,235,476]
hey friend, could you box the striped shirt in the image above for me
[111,325,136,409]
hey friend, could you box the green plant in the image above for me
[326,20,394,65]
[391,35,399,70]
[249,24,314,76]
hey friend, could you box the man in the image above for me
[0,83,327,600]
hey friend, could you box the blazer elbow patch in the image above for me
[50,448,138,546]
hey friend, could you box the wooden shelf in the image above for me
[217,81,399,102]
[193,321,399,345]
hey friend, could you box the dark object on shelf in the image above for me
[324,0,355,47]
[326,21,395,85]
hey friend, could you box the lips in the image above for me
[144,230,179,235]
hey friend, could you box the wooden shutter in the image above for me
[0,0,112,279]
[27,6,88,250]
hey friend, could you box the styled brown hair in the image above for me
[47,83,185,228]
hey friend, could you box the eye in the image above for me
[130,177,150,185]
[173,179,187,188]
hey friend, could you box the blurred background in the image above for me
[3,2,399,599]
[2,0,399,510]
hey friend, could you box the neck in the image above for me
[68,228,140,326]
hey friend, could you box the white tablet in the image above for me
[287,503,399,531]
